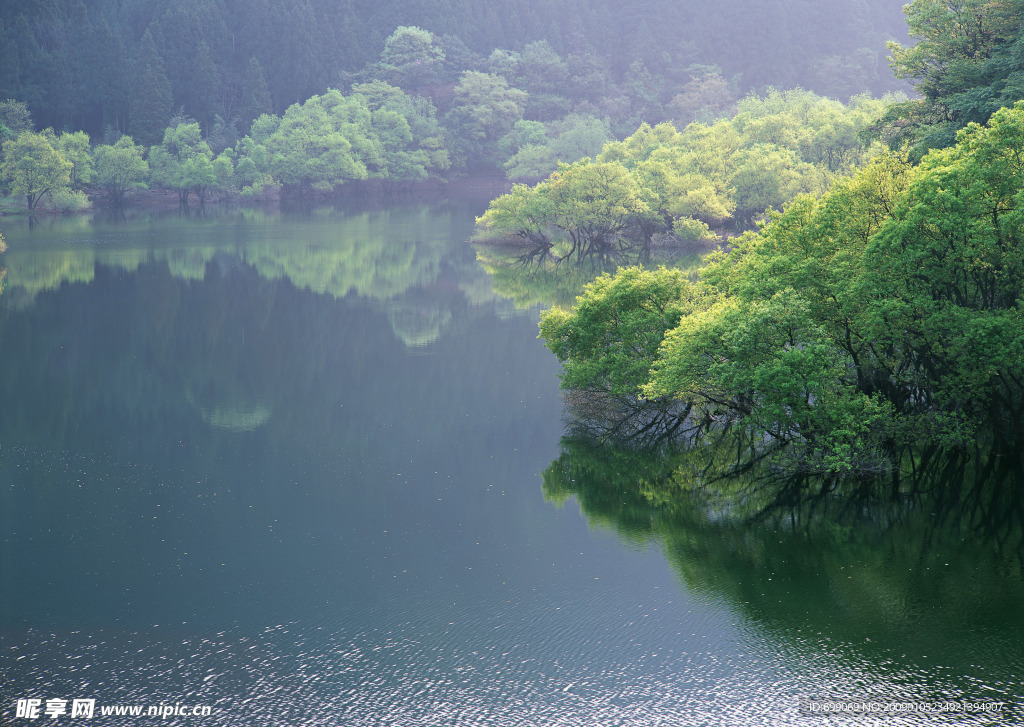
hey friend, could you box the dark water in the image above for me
[1,201,1022,726]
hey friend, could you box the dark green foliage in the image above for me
[130,30,174,147]
[879,0,1024,159]
[0,0,910,140]
[238,57,273,132]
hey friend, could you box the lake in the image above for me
[1,198,1022,725]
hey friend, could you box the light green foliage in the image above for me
[478,157,657,262]
[475,182,555,246]
[238,86,450,193]
[212,150,235,190]
[48,187,91,213]
[545,159,654,259]
[541,104,1024,471]
[93,135,149,205]
[248,114,280,145]
[728,144,827,220]
[732,89,894,172]
[148,122,217,206]
[353,81,451,177]
[487,90,891,245]
[1,131,72,210]
[539,267,705,397]
[234,129,275,195]
[672,217,714,242]
[259,90,372,192]
[54,131,94,188]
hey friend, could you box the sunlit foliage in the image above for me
[540,103,1024,473]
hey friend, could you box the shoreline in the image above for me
[0,174,516,219]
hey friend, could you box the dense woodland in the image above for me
[526,0,1024,474]
[0,0,909,138]
[0,0,917,211]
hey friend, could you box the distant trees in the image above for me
[237,57,273,132]
[380,26,446,90]
[0,99,32,142]
[0,0,912,141]
[444,72,528,170]
[501,114,611,180]
[129,30,174,147]
[148,121,222,207]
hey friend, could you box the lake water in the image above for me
[1,199,1022,726]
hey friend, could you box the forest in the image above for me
[1,0,912,210]
[523,0,1024,473]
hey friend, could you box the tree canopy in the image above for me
[540,103,1024,473]
[877,0,1024,159]
[477,90,894,262]
[1,131,72,210]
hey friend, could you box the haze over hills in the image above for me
[0,0,909,138]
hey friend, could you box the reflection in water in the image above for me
[0,204,506,348]
[476,245,707,310]
[3,205,1023,725]
[543,429,1024,715]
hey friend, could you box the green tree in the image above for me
[238,56,273,131]
[861,102,1024,445]
[475,181,556,250]
[256,90,375,193]
[54,130,93,188]
[130,30,174,147]
[380,26,445,90]
[93,135,149,206]
[444,71,528,170]
[882,0,1024,158]
[669,67,736,127]
[540,266,705,398]
[543,159,654,261]
[540,105,1024,471]
[352,81,450,177]
[1,130,72,210]
[503,114,611,180]
[148,121,215,207]
[0,98,32,142]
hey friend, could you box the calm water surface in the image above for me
[1,200,1022,725]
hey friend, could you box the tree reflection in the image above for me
[544,427,1024,683]
[477,245,706,310]
[0,204,501,347]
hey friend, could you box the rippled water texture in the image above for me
[1,202,1022,725]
